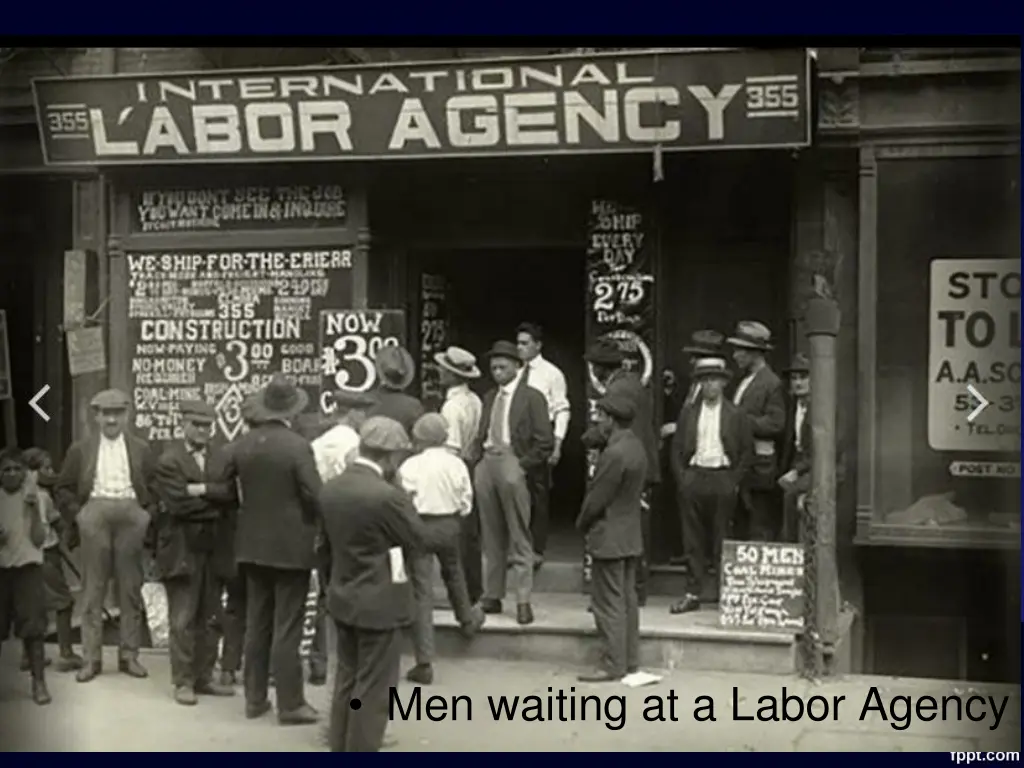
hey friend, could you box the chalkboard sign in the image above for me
[130,184,347,233]
[719,539,806,633]
[418,273,450,411]
[582,198,656,586]
[318,309,406,413]
[126,248,360,446]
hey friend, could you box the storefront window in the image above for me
[875,156,1021,541]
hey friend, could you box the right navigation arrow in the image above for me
[966,384,991,423]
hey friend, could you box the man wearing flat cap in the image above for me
[726,321,786,541]
[219,373,322,725]
[471,340,553,626]
[366,345,425,438]
[152,399,236,705]
[584,339,659,604]
[55,388,157,683]
[435,346,484,603]
[320,416,450,752]
[670,357,752,615]
[575,392,647,682]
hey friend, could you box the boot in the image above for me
[54,609,84,672]
[25,640,52,706]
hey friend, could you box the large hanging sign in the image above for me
[928,258,1020,452]
[33,48,812,166]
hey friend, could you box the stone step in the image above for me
[429,592,797,676]
[432,559,691,597]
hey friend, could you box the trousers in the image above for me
[679,468,737,597]
[590,557,640,677]
[329,622,402,752]
[475,450,533,604]
[165,552,220,688]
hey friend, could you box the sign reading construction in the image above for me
[928,258,1021,452]
[32,49,811,166]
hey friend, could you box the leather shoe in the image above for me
[669,594,701,615]
[174,686,198,706]
[76,663,102,683]
[459,605,486,638]
[55,653,84,673]
[480,599,503,615]
[516,603,534,626]
[307,663,327,687]
[195,681,235,697]
[577,668,621,683]
[119,658,148,678]
[245,700,272,719]
[278,702,319,725]
[218,670,238,687]
[405,664,434,685]
[32,679,52,705]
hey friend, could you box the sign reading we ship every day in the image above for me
[32,49,812,166]
[928,258,1021,453]
[126,248,360,447]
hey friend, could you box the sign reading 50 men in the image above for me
[127,248,363,445]
[928,258,1021,452]
[32,49,811,166]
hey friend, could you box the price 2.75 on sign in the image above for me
[319,309,406,412]
[929,258,1021,452]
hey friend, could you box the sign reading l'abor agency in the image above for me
[32,49,811,166]
[928,258,1021,452]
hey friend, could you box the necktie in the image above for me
[488,390,509,447]
[523,362,533,386]
[191,446,206,472]
[688,382,701,404]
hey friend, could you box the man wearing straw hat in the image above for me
[670,357,751,615]
[435,346,484,603]
[726,321,786,542]
[367,345,424,438]
[221,373,322,726]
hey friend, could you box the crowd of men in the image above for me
[0,316,818,752]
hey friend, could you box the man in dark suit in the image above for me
[219,374,322,725]
[670,357,752,614]
[575,392,648,682]
[778,353,812,543]
[320,416,449,752]
[726,321,787,542]
[584,339,659,604]
[152,400,236,706]
[54,388,157,683]
[366,345,425,438]
[471,340,553,626]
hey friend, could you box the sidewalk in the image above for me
[0,647,1019,752]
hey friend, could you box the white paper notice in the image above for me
[388,547,407,584]
[621,670,663,688]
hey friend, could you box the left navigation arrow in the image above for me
[29,385,51,422]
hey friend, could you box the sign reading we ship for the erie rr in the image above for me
[32,49,811,166]
[928,258,1021,452]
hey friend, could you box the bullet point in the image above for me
[350,698,362,710]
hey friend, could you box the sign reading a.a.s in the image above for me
[928,258,1021,452]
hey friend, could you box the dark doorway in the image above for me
[418,248,587,556]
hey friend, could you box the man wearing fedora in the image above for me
[515,321,571,568]
[367,345,425,438]
[471,340,553,626]
[575,391,647,682]
[219,373,322,725]
[670,357,752,614]
[584,339,659,604]
[726,321,787,542]
[54,388,157,683]
[320,416,450,752]
[778,353,812,543]
[436,346,484,603]
[152,400,236,705]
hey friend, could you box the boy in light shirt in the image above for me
[399,413,484,685]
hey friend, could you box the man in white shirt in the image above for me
[399,413,485,685]
[669,358,752,615]
[515,322,570,567]
[778,354,812,542]
[54,389,157,683]
[435,346,484,603]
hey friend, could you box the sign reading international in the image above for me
[33,49,812,166]
[928,258,1021,452]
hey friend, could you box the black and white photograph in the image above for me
[0,44,1019,753]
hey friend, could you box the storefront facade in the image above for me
[15,46,1021,680]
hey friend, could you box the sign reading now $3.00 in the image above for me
[928,258,1021,452]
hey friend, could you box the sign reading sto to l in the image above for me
[32,49,812,166]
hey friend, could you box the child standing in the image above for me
[21,447,84,673]
[0,447,52,705]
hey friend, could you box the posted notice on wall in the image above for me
[928,258,1021,452]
